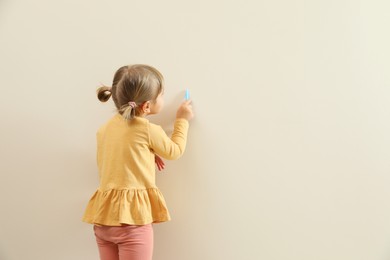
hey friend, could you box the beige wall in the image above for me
[1,0,390,259]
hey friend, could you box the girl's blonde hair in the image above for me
[97,64,164,120]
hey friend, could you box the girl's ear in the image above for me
[141,101,151,113]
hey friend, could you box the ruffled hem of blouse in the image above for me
[82,187,171,226]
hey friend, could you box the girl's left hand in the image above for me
[155,155,165,171]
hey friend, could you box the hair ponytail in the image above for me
[119,102,137,120]
[97,86,112,102]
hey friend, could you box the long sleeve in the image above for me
[149,118,189,160]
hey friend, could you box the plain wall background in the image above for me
[1,0,390,259]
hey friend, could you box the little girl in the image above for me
[82,64,193,260]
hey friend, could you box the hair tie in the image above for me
[128,101,137,108]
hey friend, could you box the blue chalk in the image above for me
[185,89,190,100]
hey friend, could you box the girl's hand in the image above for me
[155,155,165,171]
[176,100,194,121]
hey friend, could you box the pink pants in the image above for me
[94,224,153,260]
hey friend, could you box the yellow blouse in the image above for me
[82,114,189,226]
